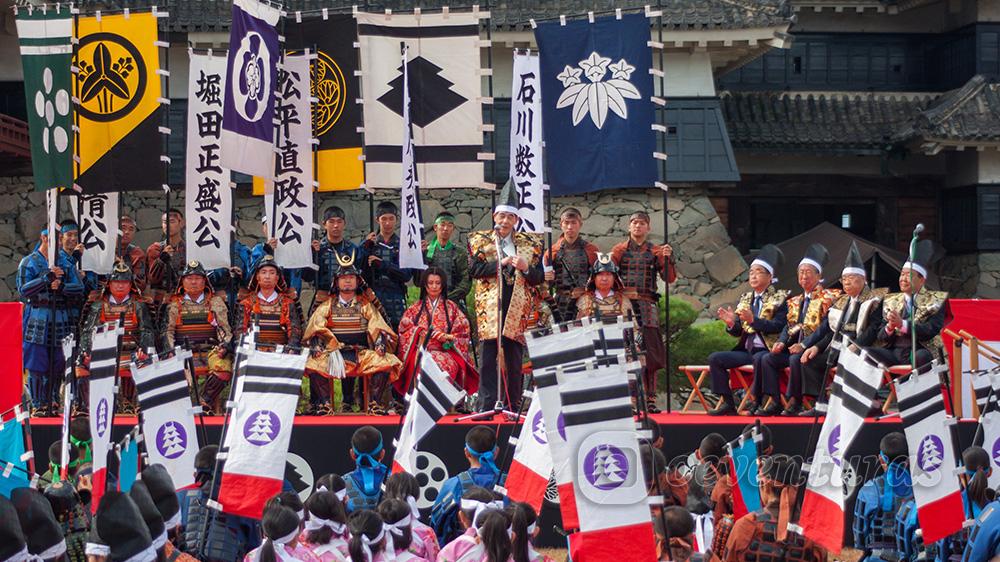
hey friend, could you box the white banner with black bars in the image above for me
[263,54,315,271]
[75,192,119,275]
[524,321,599,529]
[798,342,883,546]
[87,321,122,513]
[186,51,233,270]
[356,11,487,189]
[132,350,199,490]
[217,347,308,518]
[510,51,545,234]
[393,352,465,474]
[558,362,650,532]
[896,362,964,543]
[977,369,1000,488]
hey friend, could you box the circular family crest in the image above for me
[311,51,346,136]
[828,425,842,467]
[917,434,944,473]
[76,32,147,122]
[583,444,629,491]
[95,398,109,438]
[531,410,547,445]
[232,32,271,123]
[155,422,188,460]
[243,410,280,446]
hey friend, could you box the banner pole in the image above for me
[655,3,671,414]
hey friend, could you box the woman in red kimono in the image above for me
[396,267,477,397]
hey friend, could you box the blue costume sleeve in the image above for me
[963,503,1000,562]
[17,254,49,299]
[59,253,84,296]
[854,481,879,550]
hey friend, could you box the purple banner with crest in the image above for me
[220,0,281,178]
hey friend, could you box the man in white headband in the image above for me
[795,241,886,417]
[708,244,790,416]
[751,243,839,416]
[865,239,948,369]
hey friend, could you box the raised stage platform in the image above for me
[27,413,982,547]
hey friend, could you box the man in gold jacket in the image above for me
[469,180,544,413]
[865,239,948,369]
[708,244,789,416]
[303,254,401,415]
[750,244,840,416]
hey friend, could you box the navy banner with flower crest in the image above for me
[535,14,656,195]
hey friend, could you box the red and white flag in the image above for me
[132,350,200,491]
[392,352,465,474]
[87,322,122,514]
[798,342,882,552]
[897,362,964,543]
[525,320,598,530]
[975,368,1000,488]
[217,347,306,519]
[560,362,656,562]
[502,395,552,512]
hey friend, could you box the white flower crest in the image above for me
[554,51,642,129]
[609,59,635,81]
[579,52,611,83]
[556,65,582,88]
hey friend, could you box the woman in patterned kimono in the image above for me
[395,267,477,397]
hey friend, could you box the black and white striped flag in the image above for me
[217,347,307,519]
[897,363,964,543]
[87,321,122,514]
[798,342,883,551]
[392,352,465,474]
[559,362,654,551]
[525,320,598,530]
[132,349,199,490]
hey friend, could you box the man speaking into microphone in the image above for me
[468,180,544,412]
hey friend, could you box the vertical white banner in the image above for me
[510,52,546,234]
[46,187,57,266]
[186,52,233,271]
[76,192,120,274]
[263,54,314,270]
[399,46,425,270]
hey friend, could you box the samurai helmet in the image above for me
[176,260,213,295]
[330,250,364,292]
[587,252,624,291]
[104,260,141,297]
[248,255,287,293]
[108,260,133,283]
[11,487,67,561]
[180,260,208,279]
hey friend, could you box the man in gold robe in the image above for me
[468,180,544,413]
[303,254,401,415]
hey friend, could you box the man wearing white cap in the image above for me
[750,243,840,416]
[796,242,886,416]
[468,180,544,412]
[865,239,948,368]
[708,244,790,416]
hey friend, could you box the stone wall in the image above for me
[0,175,751,312]
[940,252,1000,299]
